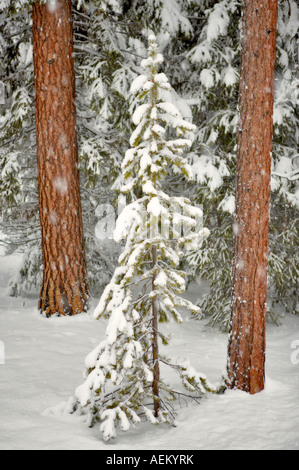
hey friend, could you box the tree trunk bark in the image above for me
[32,0,90,316]
[227,0,278,394]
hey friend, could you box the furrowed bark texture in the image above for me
[227,0,278,394]
[32,0,90,316]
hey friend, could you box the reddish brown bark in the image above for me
[227,0,278,393]
[32,0,90,316]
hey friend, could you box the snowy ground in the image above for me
[0,249,298,450]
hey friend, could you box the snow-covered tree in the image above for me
[267,0,299,317]
[67,36,220,442]
[0,1,40,294]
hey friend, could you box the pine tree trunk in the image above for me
[227,0,278,394]
[32,0,90,316]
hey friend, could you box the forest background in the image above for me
[0,0,298,329]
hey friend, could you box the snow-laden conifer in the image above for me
[68,35,217,442]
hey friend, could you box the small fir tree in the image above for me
[68,36,218,442]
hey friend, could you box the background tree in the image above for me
[1,0,298,325]
[227,0,279,394]
[0,1,40,294]
[32,0,90,316]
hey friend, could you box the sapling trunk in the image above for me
[151,244,160,417]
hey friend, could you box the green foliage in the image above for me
[0,0,298,328]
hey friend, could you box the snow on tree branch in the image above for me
[66,34,221,442]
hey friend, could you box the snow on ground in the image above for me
[0,252,298,450]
